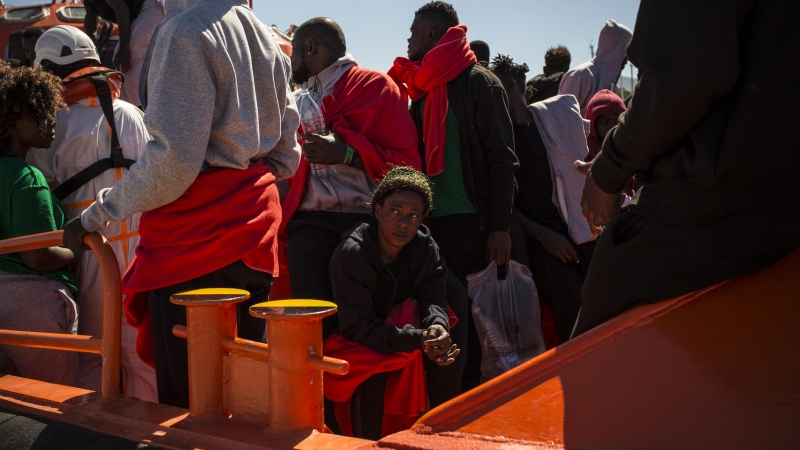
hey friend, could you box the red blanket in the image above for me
[271,66,420,300]
[324,300,457,438]
[388,24,476,176]
[122,161,281,367]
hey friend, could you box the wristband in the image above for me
[343,145,356,166]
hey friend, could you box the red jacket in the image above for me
[271,66,421,299]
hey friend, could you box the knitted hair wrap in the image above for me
[371,166,434,216]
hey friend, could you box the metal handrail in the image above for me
[0,230,121,398]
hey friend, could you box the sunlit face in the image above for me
[375,190,425,253]
[407,15,432,61]
[15,113,55,149]
[595,112,620,142]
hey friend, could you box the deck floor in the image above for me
[0,406,163,450]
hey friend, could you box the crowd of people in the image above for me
[0,0,797,441]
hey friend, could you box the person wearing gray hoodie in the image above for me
[62,0,301,407]
[558,19,632,117]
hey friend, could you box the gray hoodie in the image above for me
[558,19,632,117]
[81,0,301,232]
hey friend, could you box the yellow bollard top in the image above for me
[249,300,337,320]
[170,288,251,305]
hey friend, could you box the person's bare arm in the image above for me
[106,0,132,73]
[517,209,579,264]
[20,247,79,272]
[83,6,99,42]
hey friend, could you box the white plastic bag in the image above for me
[467,260,546,382]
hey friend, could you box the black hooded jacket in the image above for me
[526,72,566,104]
[329,222,450,354]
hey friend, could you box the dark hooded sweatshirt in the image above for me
[591,0,800,226]
[526,72,566,104]
[328,222,450,354]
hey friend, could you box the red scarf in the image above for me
[388,24,476,176]
[270,66,420,300]
[122,161,281,367]
[324,300,457,438]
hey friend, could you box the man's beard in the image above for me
[292,55,311,85]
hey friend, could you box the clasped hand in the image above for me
[421,324,459,366]
[574,160,623,238]
[301,132,347,165]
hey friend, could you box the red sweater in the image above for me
[271,66,421,299]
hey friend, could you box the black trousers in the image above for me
[525,237,595,343]
[287,211,371,338]
[573,207,800,337]
[349,344,468,440]
[426,213,487,391]
[148,260,272,408]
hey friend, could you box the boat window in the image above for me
[57,6,87,23]
[1,6,48,23]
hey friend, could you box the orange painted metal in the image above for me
[0,1,89,55]
[0,230,122,398]
[0,374,374,449]
[170,289,250,418]
[393,247,800,450]
[250,300,345,435]
[0,330,101,353]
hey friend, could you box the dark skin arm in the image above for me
[20,246,80,272]
[105,0,132,74]
[574,160,620,238]
[517,210,579,264]
[300,133,365,171]
[84,6,99,43]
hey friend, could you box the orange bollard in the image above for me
[171,289,250,418]
[250,300,345,435]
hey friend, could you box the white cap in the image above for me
[34,25,100,68]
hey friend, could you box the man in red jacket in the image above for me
[276,17,422,321]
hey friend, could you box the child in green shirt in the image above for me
[0,66,81,385]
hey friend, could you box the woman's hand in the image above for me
[421,324,460,366]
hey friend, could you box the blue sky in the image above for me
[252,0,641,76]
[7,0,641,76]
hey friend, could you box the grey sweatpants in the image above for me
[0,271,79,386]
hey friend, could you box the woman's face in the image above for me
[375,190,425,253]
[15,113,55,149]
[594,112,620,142]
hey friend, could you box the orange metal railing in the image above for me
[0,230,121,398]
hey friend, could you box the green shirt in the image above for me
[419,99,476,217]
[0,156,77,292]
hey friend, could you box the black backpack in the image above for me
[52,71,136,201]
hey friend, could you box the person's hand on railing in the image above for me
[63,217,91,253]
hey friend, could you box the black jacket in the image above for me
[329,222,450,354]
[526,72,565,104]
[411,64,518,233]
[592,0,800,226]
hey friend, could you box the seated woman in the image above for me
[324,167,463,439]
[0,66,81,385]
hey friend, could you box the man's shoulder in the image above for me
[112,99,145,119]
[456,63,503,90]
[339,66,395,88]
